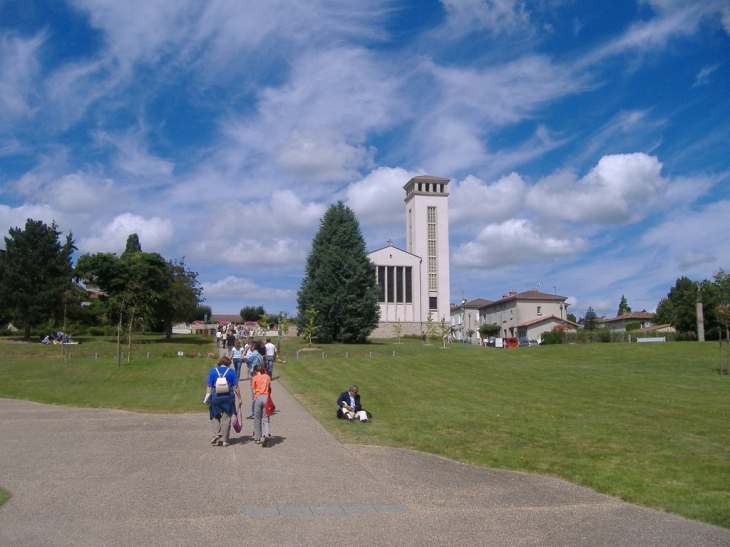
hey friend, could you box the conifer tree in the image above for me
[0,219,76,339]
[296,202,379,343]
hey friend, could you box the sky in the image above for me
[1,0,729,320]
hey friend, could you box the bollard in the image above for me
[345,351,348,358]
[68,353,72,359]
[121,352,124,359]
[93,353,98,359]
[322,351,325,358]
[369,351,372,358]
[392,350,396,357]
[146,352,150,358]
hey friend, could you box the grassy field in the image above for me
[1,334,728,528]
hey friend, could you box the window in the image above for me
[429,296,437,310]
[396,266,403,302]
[405,267,412,303]
[387,267,394,303]
[537,306,542,316]
[377,266,385,302]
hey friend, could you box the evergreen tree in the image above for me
[240,305,266,322]
[584,306,598,331]
[618,294,631,316]
[0,219,76,339]
[122,233,142,256]
[296,201,379,343]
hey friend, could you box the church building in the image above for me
[368,175,451,337]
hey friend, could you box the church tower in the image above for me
[404,175,451,323]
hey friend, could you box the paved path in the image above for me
[1,384,729,546]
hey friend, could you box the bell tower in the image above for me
[404,175,450,323]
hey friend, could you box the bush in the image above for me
[0,329,13,337]
[598,328,612,343]
[541,330,564,344]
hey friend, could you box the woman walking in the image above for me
[251,364,272,446]
[205,356,241,447]
[230,340,245,380]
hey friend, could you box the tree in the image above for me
[0,219,76,339]
[618,294,631,316]
[296,202,379,344]
[155,258,204,340]
[479,323,500,338]
[654,277,699,336]
[584,306,598,331]
[392,319,403,344]
[240,305,266,322]
[438,318,452,348]
[122,233,142,256]
[300,307,319,348]
[567,312,577,323]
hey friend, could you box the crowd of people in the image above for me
[204,324,369,448]
[205,334,278,448]
[40,331,72,344]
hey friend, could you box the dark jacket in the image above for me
[336,391,362,412]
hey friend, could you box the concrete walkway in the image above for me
[1,384,729,547]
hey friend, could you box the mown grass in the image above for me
[0,487,10,506]
[276,338,730,529]
[1,335,728,528]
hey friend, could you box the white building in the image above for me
[369,175,451,337]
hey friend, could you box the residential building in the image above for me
[451,298,492,343]
[602,311,654,332]
[478,289,571,342]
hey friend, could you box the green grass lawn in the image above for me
[1,335,728,528]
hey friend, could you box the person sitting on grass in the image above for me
[336,385,369,422]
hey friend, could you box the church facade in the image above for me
[368,175,451,337]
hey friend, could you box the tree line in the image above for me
[0,219,206,340]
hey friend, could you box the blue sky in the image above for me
[1,0,728,319]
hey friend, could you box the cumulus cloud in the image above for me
[45,173,115,213]
[450,173,526,224]
[452,218,588,269]
[0,203,64,241]
[276,129,375,183]
[201,275,295,300]
[345,167,420,227]
[526,153,666,224]
[77,213,174,253]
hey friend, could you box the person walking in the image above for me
[264,337,277,379]
[230,340,245,380]
[205,356,241,447]
[251,365,272,446]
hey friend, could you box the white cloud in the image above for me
[676,251,716,271]
[527,153,666,224]
[95,131,175,179]
[640,200,730,276]
[452,218,588,269]
[450,173,526,225]
[77,213,174,253]
[38,173,113,214]
[0,203,63,242]
[201,275,295,300]
[440,0,529,34]
[345,167,420,227]
[693,64,720,87]
[276,129,375,183]
[0,32,43,122]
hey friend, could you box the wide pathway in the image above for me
[1,383,729,546]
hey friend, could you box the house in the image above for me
[603,311,655,332]
[450,298,492,343]
[478,289,572,342]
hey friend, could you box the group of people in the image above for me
[205,355,273,447]
[40,332,71,344]
[228,337,277,381]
